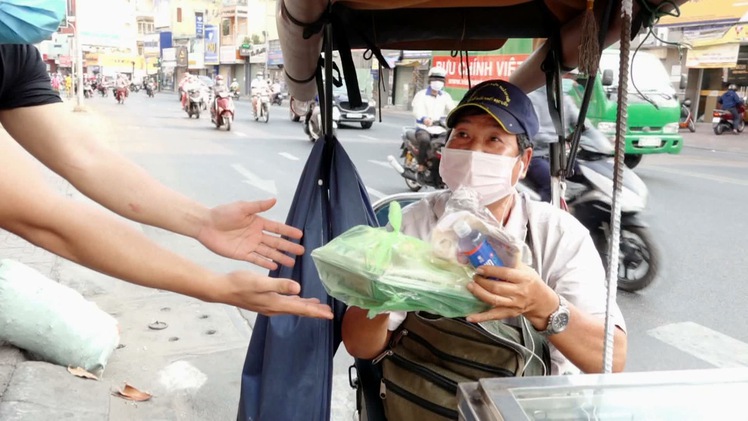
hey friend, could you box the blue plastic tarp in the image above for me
[238,137,378,421]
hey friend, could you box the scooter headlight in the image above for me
[662,122,679,134]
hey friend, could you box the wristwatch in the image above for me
[538,294,570,337]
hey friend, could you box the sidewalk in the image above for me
[0,101,252,420]
[0,102,114,419]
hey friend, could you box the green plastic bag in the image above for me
[311,202,490,318]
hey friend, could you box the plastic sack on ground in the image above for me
[0,259,119,376]
[311,202,490,318]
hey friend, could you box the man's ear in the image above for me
[519,148,533,178]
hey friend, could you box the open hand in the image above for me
[216,271,333,319]
[196,198,304,270]
[465,264,557,327]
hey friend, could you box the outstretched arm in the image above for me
[0,104,303,270]
[0,136,332,319]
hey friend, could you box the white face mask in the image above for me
[430,81,444,91]
[439,148,523,206]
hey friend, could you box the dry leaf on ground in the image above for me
[112,383,153,401]
[67,366,99,381]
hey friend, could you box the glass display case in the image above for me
[458,368,748,421]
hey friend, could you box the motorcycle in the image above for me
[304,101,340,142]
[211,92,235,131]
[518,128,660,292]
[145,83,155,98]
[271,91,286,106]
[129,83,141,93]
[253,93,270,123]
[387,121,448,191]
[114,87,128,104]
[679,99,695,133]
[97,83,109,97]
[230,87,241,100]
[185,87,203,118]
[83,83,94,99]
[712,104,746,135]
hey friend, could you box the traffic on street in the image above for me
[78,90,748,418]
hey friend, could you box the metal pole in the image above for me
[74,23,85,109]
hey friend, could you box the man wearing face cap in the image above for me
[343,80,628,382]
[0,6,333,321]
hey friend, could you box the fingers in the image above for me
[262,233,305,256]
[254,243,297,268]
[467,281,513,308]
[246,252,279,271]
[265,297,334,319]
[466,308,516,323]
[262,218,304,240]
[241,198,277,214]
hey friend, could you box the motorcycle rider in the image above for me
[229,77,239,95]
[271,79,282,104]
[411,67,455,176]
[179,72,194,109]
[212,75,229,116]
[718,83,744,134]
[251,72,270,117]
[115,73,129,101]
[526,86,585,203]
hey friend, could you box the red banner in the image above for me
[432,54,530,89]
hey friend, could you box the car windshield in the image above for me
[600,51,674,95]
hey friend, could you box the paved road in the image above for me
[10,91,748,420]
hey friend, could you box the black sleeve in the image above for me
[0,44,62,110]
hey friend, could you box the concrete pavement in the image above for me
[0,102,254,420]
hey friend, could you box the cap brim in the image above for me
[447,103,525,135]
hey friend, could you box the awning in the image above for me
[659,0,748,27]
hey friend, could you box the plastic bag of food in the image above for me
[311,202,490,318]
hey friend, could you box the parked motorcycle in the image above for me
[253,93,270,123]
[211,92,235,131]
[387,121,448,191]
[114,87,128,104]
[304,101,339,142]
[185,87,203,118]
[712,105,746,135]
[518,128,660,292]
[679,99,695,133]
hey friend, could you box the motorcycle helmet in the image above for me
[427,67,447,82]
[729,83,738,91]
[216,75,224,82]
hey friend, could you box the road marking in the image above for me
[648,322,748,368]
[235,131,248,137]
[279,152,299,161]
[646,165,748,187]
[368,159,392,169]
[231,163,278,195]
[366,187,386,200]
[359,134,377,140]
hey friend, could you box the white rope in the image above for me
[603,0,634,374]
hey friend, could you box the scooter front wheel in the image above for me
[617,226,660,292]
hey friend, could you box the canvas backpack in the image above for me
[373,311,551,421]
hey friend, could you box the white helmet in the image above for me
[428,67,447,81]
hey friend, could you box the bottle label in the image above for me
[463,242,503,268]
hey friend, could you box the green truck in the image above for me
[432,43,682,168]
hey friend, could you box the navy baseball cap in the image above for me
[446,80,539,139]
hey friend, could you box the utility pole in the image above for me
[70,17,85,112]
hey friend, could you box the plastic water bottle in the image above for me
[453,220,504,268]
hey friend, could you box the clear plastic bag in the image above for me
[311,201,490,318]
[430,188,530,268]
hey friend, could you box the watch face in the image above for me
[552,312,570,332]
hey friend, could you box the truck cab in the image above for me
[566,49,683,168]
